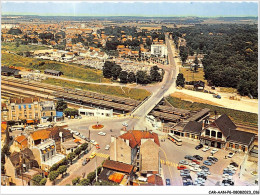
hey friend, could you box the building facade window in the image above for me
[229,143,233,148]
[217,132,222,139]
[205,129,210,136]
[211,131,216,137]
[235,144,239,149]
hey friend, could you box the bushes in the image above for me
[72,177,80,186]
[48,171,59,185]
[87,172,96,183]
[32,175,47,186]
[64,108,78,117]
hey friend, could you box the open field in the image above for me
[42,78,151,101]
[166,95,258,127]
[1,52,110,83]
[170,91,221,106]
[179,67,207,83]
[1,42,50,53]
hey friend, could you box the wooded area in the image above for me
[172,24,258,98]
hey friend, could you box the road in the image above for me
[127,34,179,130]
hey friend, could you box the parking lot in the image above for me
[160,137,248,186]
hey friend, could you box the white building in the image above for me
[78,107,113,117]
[146,115,162,130]
[151,44,167,58]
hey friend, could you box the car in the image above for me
[198,175,207,180]
[98,132,106,136]
[223,171,234,176]
[122,122,128,127]
[182,175,192,180]
[227,165,237,171]
[179,160,189,165]
[222,174,229,178]
[180,169,190,173]
[183,181,193,186]
[166,179,171,186]
[74,131,80,136]
[195,144,203,150]
[208,159,215,164]
[85,138,90,142]
[180,172,190,177]
[82,158,90,166]
[192,159,200,165]
[230,162,239,167]
[89,152,96,159]
[211,148,219,154]
[189,162,197,167]
[199,166,209,171]
[185,155,195,160]
[193,155,203,161]
[105,145,110,150]
[190,167,200,172]
[202,146,210,152]
[228,152,234,158]
[203,160,212,166]
[90,140,95,144]
[207,156,218,162]
[177,165,187,170]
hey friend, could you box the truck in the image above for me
[213,94,221,99]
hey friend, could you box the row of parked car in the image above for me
[221,162,238,186]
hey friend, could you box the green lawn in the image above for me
[166,96,258,127]
[1,52,110,83]
[43,78,151,101]
[1,42,50,53]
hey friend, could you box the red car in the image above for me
[177,165,187,170]
[192,159,200,165]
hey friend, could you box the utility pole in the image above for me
[95,155,98,182]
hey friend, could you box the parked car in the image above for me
[211,148,219,154]
[180,172,190,177]
[183,181,193,186]
[230,162,239,167]
[207,156,218,162]
[122,122,128,127]
[179,160,189,165]
[166,179,171,186]
[199,166,209,171]
[96,144,100,150]
[192,159,200,165]
[98,132,106,136]
[185,155,195,160]
[195,144,203,150]
[89,152,96,159]
[189,162,197,167]
[177,165,187,170]
[105,145,110,150]
[82,158,90,166]
[190,167,200,172]
[203,160,212,166]
[202,146,210,152]
[228,152,234,158]
[193,155,203,161]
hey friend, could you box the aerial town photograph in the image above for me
[0,1,259,194]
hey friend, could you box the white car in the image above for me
[98,132,106,136]
[189,162,196,167]
[227,165,237,171]
[228,152,234,158]
[202,146,210,152]
[211,148,219,154]
[90,140,96,144]
[190,167,201,172]
[73,131,80,136]
[122,122,128,127]
[105,145,110,150]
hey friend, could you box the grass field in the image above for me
[43,78,151,101]
[219,87,238,93]
[1,42,50,53]
[179,67,207,83]
[1,52,110,83]
[166,96,258,127]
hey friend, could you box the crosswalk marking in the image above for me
[96,153,110,159]
[160,159,178,167]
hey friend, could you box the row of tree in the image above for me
[172,24,258,98]
[103,61,163,84]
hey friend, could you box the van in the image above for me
[11,125,24,131]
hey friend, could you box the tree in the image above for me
[93,180,119,186]
[74,147,82,159]
[176,73,185,87]
[66,152,76,165]
[64,108,78,117]
[119,71,128,83]
[39,178,47,186]
[136,71,147,84]
[111,64,122,80]
[50,163,59,172]
[79,179,90,186]
[193,56,199,72]
[80,143,88,151]
[72,177,80,186]
[32,175,43,186]
[150,66,162,82]
[128,72,136,83]
[102,61,115,78]
[57,165,67,178]
[48,171,59,185]
[87,171,96,183]
[15,41,20,48]
[56,100,67,112]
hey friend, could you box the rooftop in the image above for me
[103,160,134,174]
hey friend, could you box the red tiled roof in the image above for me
[103,160,134,174]
[119,130,160,148]
[30,129,51,141]
[147,175,163,186]
[10,97,40,104]
[1,123,7,133]
[108,172,125,183]
[15,135,28,149]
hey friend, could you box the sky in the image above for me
[1,1,258,17]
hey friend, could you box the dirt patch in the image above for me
[171,91,222,106]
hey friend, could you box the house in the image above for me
[200,114,255,153]
[98,160,134,186]
[147,174,163,186]
[193,81,205,90]
[61,139,79,155]
[151,44,167,58]
[1,66,21,78]
[4,148,42,186]
[1,122,8,147]
[182,121,202,140]
[110,130,160,176]
[12,135,28,152]
[44,69,63,76]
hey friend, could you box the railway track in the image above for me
[1,76,141,113]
